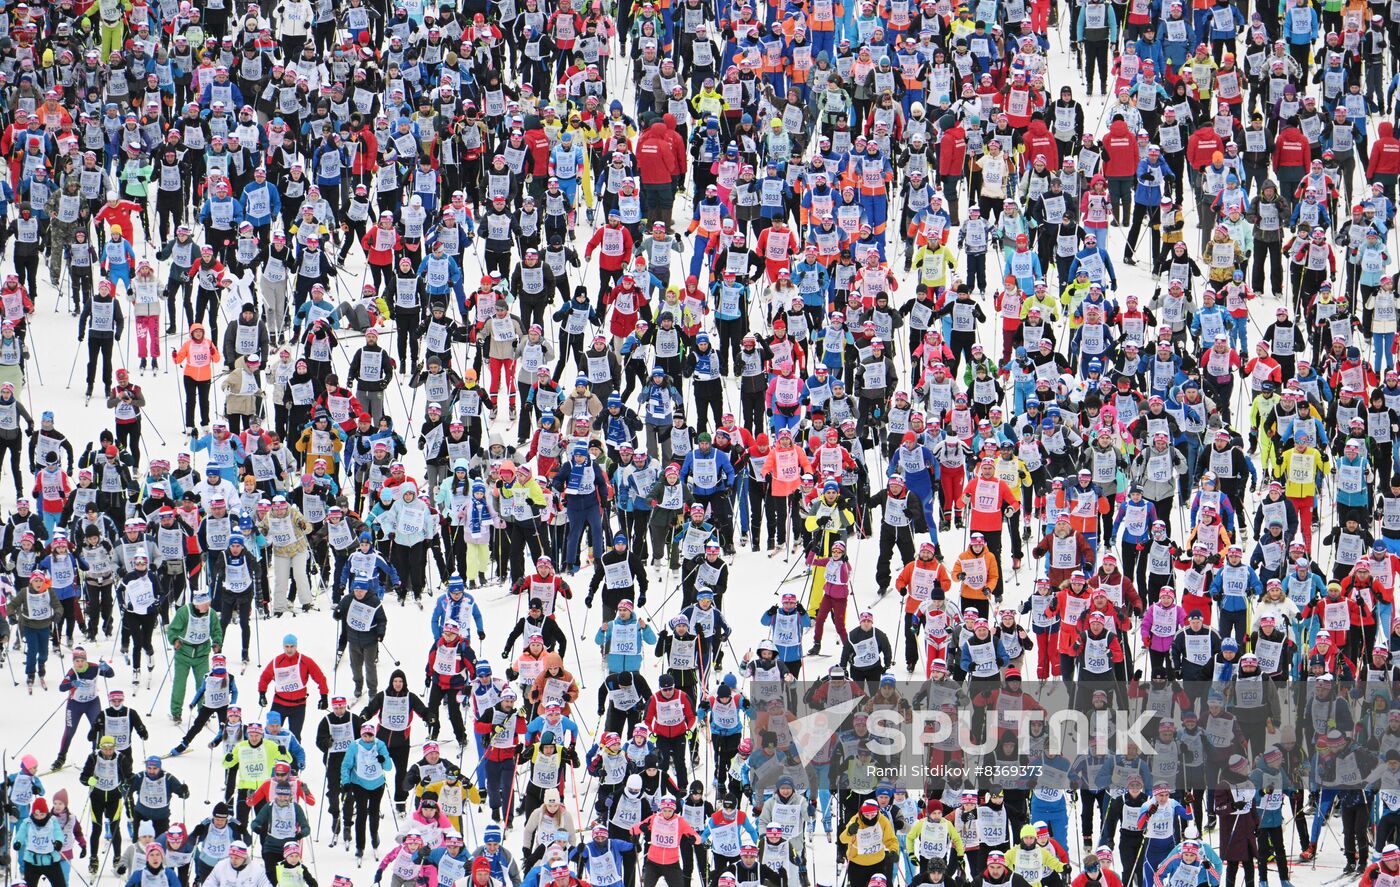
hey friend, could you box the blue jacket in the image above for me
[340,738,393,790]
[759,604,813,662]
[431,591,484,638]
[595,615,657,673]
[14,816,65,866]
[239,181,282,227]
[680,446,736,495]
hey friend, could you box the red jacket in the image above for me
[257,652,330,706]
[1273,126,1311,172]
[1185,127,1225,170]
[662,113,687,177]
[937,125,967,177]
[637,120,682,184]
[1100,119,1137,178]
[523,128,552,177]
[1370,122,1400,176]
[1020,120,1058,170]
[643,688,696,738]
[585,223,634,271]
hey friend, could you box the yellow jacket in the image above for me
[1273,444,1329,498]
[1004,842,1066,887]
[839,812,900,864]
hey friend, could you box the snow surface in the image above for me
[0,29,1359,887]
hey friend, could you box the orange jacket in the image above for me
[896,556,952,615]
[173,324,220,382]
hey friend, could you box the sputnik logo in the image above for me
[789,695,867,768]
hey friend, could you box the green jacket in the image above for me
[166,602,223,662]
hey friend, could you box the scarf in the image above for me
[469,486,489,534]
[567,455,592,493]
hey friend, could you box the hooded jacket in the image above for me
[1101,119,1138,178]
[637,121,682,184]
[1273,126,1311,172]
[1370,122,1400,176]
[1020,120,1059,171]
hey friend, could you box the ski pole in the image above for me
[14,696,68,757]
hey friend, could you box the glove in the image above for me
[637,594,647,608]
[259,692,268,706]
[846,821,859,836]
[501,648,511,659]
[77,330,84,342]
[80,845,88,859]
[335,653,344,668]
[585,594,594,608]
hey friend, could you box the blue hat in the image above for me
[145,755,162,766]
[40,411,52,421]
[651,366,666,377]
[207,466,221,478]
[823,480,840,493]
[1041,418,1055,428]
[540,414,556,425]
[1221,639,1239,652]
[880,674,896,685]
[484,825,503,842]
[351,577,370,590]
[613,533,628,545]
[266,711,283,725]
[608,394,622,406]
[1087,359,1103,373]
[228,533,245,546]
[282,634,298,646]
[476,661,492,676]
[359,531,373,543]
[696,332,710,344]
[447,575,465,593]
[574,375,589,388]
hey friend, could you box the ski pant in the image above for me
[348,643,379,698]
[182,376,211,428]
[644,859,685,887]
[170,654,209,719]
[1256,825,1287,882]
[217,591,254,660]
[23,625,49,677]
[348,783,385,853]
[84,337,115,396]
[326,751,350,836]
[121,611,157,674]
[57,698,101,759]
[23,861,66,887]
[812,593,849,645]
[271,549,312,614]
[426,683,469,744]
[88,789,123,863]
[178,704,228,748]
[875,523,916,591]
[563,505,605,571]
